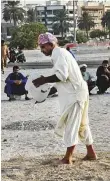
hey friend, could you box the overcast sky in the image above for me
[20,0,109,6]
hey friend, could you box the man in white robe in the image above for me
[32,33,97,164]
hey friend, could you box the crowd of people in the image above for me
[80,60,110,95]
[2,39,110,101]
[8,46,26,64]
[1,40,26,74]
[4,60,110,102]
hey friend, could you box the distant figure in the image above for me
[96,60,110,94]
[16,46,26,63]
[66,46,76,59]
[8,47,16,63]
[80,64,96,95]
[4,66,30,101]
[1,40,9,74]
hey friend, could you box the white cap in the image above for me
[79,64,87,68]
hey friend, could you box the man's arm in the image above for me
[32,75,60,88]
[19,73,28,84]
[96,66,102,77]
[5,74,15,84]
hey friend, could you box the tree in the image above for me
[102,11,110,38]
[78,11,95,39]
[27,8,35,22]
[52,9,71,38]
[10,22,47,49]
[90,29,108,40]
[2,1,26,26]
[52,21,71,37]
[76,32,88,43]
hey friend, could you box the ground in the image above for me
[1,153,110,181]
[1,53,110,180]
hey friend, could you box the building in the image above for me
[81,1,105,30]
[35,0,79,37]
[35,5,66,33]
[104,1,110,13]
[80,1,110,30]
[46,0,63,5]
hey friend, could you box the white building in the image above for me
[35,0,79,37]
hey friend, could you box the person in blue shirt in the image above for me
[4,66,30,101]
[66,46,76,59]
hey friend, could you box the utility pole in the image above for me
[73,0,77,42]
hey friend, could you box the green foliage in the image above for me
[58,39,70,46]
[78,11,95,38]
[76,32,88,43]
[2,1,25,26]
[10,22,47,49]
[90,29,108,39]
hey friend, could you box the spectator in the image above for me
[4,66,30,101]
[8,47,16,63]
[80,64,96,95]
[1,39,9,74]
[96,60,110,94]
[16,46,26,63]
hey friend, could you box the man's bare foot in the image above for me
[58,158,73,165]
[83,154,97,161]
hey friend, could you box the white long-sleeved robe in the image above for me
[51,47,93,147]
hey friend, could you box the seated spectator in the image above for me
[16,46,26,63]
[96,60,110,94]
[4,66,30,101]
[80,64,96,95]
[8,47,16,63]
[66,46,76,59]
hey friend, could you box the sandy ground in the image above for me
[1,67,110,181]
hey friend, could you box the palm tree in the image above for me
[52,9,71,38]
[27,8,35,23]
[52,21,71,37]
[2,1,26,26]
[78,11,95,39]
[102,11,110,38]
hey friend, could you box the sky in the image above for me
[20,0,109,6]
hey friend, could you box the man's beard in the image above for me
[43,49,52,56]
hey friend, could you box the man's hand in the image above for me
[32,76,46,88]
[14,80,22,85]
[18,80,22,84]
